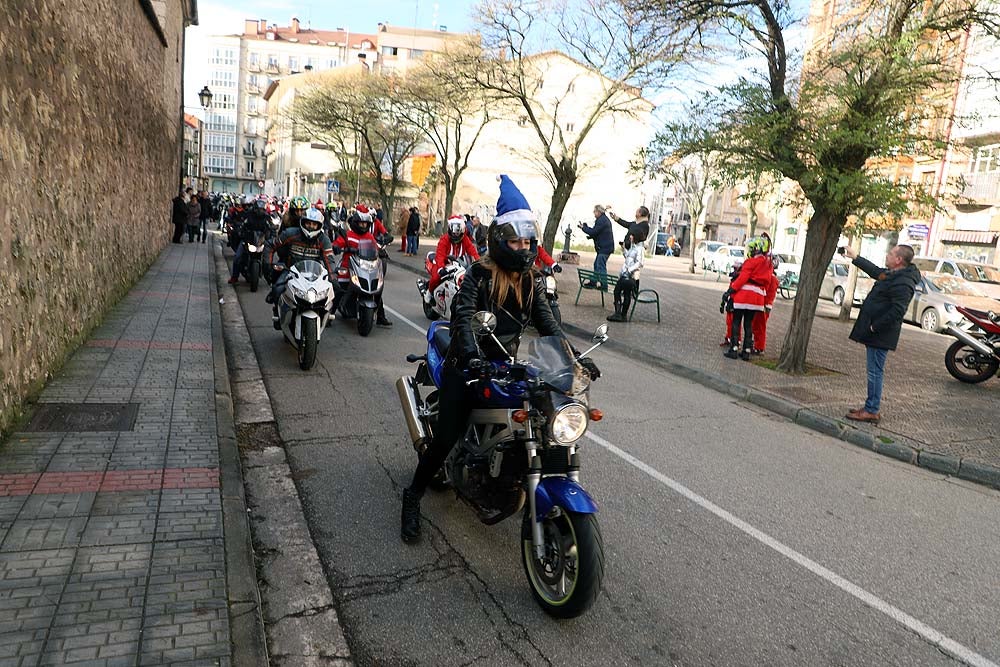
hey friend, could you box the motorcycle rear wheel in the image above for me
[358,305,374,337]
[249,259,260,292]
[521,507,604,618]
[944,340,998,383]
[298,318,318,371]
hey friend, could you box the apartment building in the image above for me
[182,113,202,190]
[929,24,1000,264]
[200,19,378,194]
[373,23,475,75]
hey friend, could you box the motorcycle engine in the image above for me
[452,451,521,512]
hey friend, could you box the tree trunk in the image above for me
[542,174,577,254]
[837,235,864,322]
[776,208,843,375]
[443,171,457,220]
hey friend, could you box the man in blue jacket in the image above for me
[842,244,920,424]
[579,204,615,288]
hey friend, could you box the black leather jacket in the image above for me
[449,262,563,365]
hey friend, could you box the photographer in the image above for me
[841,244,920,424]
[578,205,615,289]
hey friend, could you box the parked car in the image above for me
[912,257,1000,301]
[693,241,726,269]
[905,272,999,332]
[819,260,873,306]
[707,245,745,273]
[773,253,802,279]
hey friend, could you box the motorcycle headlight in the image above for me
[944,303,955,313]
[247,244,259,253]
[545,276,557,291]
[305,288,322,303]
[550,404,588,445]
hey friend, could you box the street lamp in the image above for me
[198,85,213,110]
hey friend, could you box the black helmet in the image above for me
[487,219,538,274]
[348,210,371,236]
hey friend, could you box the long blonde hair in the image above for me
[481,257,534,312]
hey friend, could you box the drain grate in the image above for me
[25,403,140,432]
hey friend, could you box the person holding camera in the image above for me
[841,244,920,424]
[578,205,615,289]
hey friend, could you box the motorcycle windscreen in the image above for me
[523,336,589,395]
[291,259,326,281]
[355,238,378,261]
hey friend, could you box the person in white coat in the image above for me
[607,236,644,322]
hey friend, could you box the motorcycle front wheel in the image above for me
[944,340,999,383]
[298,317,318,371]
[249,259,261,292]
[521,507,604,618]
[358,305,374,337]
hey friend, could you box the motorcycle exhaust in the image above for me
[395,376,428,449]
[946,325,996,357]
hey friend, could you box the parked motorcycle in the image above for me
[417,253,470,321]
[336,238,385,337]
[275,259,335,371]
[944,306,1000,383]
[396,312,608,618]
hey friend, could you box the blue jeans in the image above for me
[232,244,247,279]
[406,234,419,254]
[864,346,889,413]
[594,253,609,287]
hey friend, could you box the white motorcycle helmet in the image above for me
[300,208,324,239]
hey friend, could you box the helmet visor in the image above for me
[509,220,537,241]
[448,221,464,236]
[301,218,322,233]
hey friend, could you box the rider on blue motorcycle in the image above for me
[401,176,600,544]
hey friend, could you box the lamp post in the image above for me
[197,86,212,190]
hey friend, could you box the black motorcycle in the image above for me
[239,229,269,292]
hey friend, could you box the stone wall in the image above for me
[0,0,190,436]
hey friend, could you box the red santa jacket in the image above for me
[432,234,479,276]
[332,230,379,270]
[535,246,556,269]
[730,254,774,311]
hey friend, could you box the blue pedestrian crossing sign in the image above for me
[326,179,340,194]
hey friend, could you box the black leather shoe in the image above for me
[401,488,422,544]
[723,348,739,359]
[377,316,393,327]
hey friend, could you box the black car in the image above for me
[654,232,680,256]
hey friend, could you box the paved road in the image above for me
[231,263,1000,667]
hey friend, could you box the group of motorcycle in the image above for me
[229,214,389,371]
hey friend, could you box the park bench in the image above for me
[575,268,618,307]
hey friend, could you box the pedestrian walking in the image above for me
[406,207,421,256]
[578,204,615,289]
[843,244,920,424]
[398,207,410,253]
[171,189,187,243]
[185,188,200,242]
[198,190,213,243]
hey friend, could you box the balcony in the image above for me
[243,126,259,137]
[242,147,258,157]
[246,107,260,117]
[246,84,260,95]
[959,171,1000,206]
[247,61,261,72]
[266,62,280,74]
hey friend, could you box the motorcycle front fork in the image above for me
[523,409,579,559]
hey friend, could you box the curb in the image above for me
[214,242,354,666]
[389,257,1000,492]
[208,242,270,666]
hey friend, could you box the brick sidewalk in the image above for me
[0,241,257,666]
[389,246,1000,484]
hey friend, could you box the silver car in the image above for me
[912,257,1000,301]
[819,260,873,306]
[694,241,726,269]
[905,272,1000,332]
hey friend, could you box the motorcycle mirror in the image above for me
[472,311,497,337]
[989,311,998,323]
[593,324,609,341]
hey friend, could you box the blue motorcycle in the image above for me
[396,312,609,617]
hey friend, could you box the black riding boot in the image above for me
[400,488,422,543]
[607,300,626,322]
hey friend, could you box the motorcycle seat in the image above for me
[432,325,451,355]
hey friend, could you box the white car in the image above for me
[773,252,801,279]
[912,257,1000,301]
[707,245,746,274]
[693,241,727,269]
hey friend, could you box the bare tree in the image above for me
[291,71,421,216]
[393,51,495,218]
[630,0,1000,373]
[456,0,692,251]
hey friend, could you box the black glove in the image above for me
[552,264,562,273]
[578,357,601,380]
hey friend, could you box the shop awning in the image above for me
[940,231,999,244]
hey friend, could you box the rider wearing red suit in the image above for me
[426,215,480,295]
[331,205,393,326]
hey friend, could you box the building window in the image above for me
[410,49,424,59]
[205,155,236,175]
[248,53,259,68]
[210,70,237,89]
[205,132,236,153]
[305,57,315,69]
[267,54,279,69]
[326,58,339,69]
[973,145,999,173]
[382,46,399,56]
[210,48,236,66]
[565,122,575,132]
[246,161,256,174]
[288,56,299,71]
[518,116,528,127]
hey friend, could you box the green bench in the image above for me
[575,268,618,307]
[575,268,661,322]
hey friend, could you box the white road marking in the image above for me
[385,304,996,667]
[583,430,998,667]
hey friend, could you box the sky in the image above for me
[183,0,477,111]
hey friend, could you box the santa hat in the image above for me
[494,175,535,225]
[356,203,369,215]
[315,199,325,209]
[447,214,465,226]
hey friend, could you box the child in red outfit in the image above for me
[723,236,774,360]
